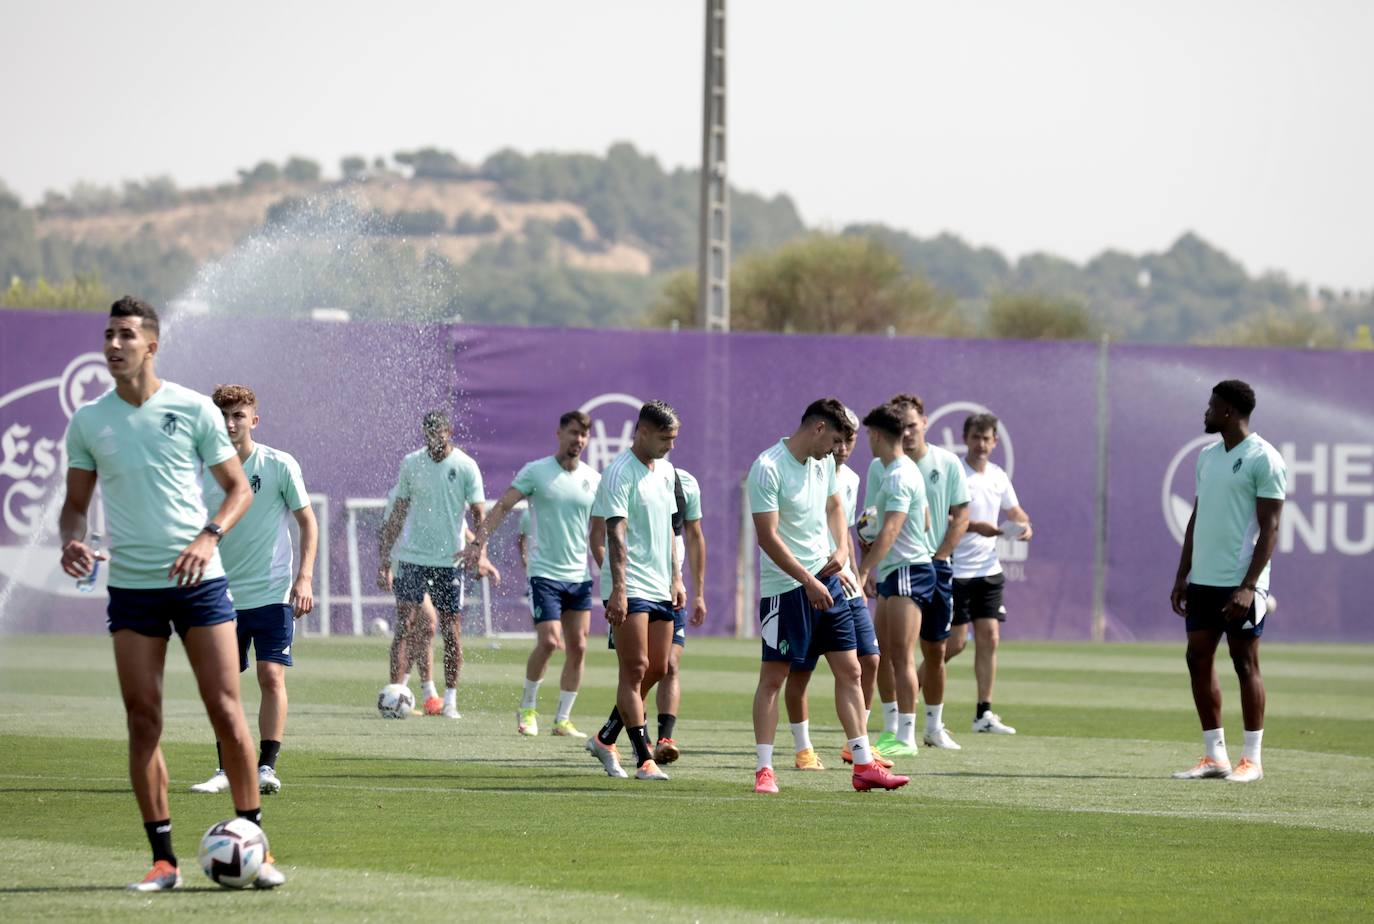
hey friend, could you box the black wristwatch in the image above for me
[202,522,225,542]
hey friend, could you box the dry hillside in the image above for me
[34,178,653,275]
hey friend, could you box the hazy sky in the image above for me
[4,0,1370,289]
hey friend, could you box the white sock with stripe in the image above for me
[556,690,577,723]
[898,713,918,746]
[520,678,541,711]
[882,701,899,734]
[848,735,874,767]
[1203,727,1228,763]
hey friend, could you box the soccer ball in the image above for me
[198,817,268,889]
[370,617,391,636]
[377,683,414,719]
[856,506,879,544]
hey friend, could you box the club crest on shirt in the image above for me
[1232,458,1243,474]
[160,413,179,436]
[447,468,457,482]
[929,469,941,484]
[582,479,591,492]
[249,474,262,494]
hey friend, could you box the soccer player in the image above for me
[1170,380,1285,783]
[855,403,936,761]
[946,412,1032,735]
[59,296,283,890]
[584,401,684,782]
[782,408,886,771]
[464,411,600,739]
[652,465,707,764]
[377,410,489,718]
[881,393,968,752]
[191,384,319,796]
[748,399,908,794]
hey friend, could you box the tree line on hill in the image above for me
[2,144,1369,347]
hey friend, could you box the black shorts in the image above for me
[394,562,464,613]
[1185,583,1268,638]
[952,573,1006,625]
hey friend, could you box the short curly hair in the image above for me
[212,384,257,410]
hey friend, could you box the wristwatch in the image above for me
[202,522,225,542]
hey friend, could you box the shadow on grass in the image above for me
[922,771,1160,781]
[0,787,129,795]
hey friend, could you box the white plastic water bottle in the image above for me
[76,533,103,593]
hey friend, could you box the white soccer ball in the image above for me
[198,817,268,889]
[370,617,391,636]
[856,506,880,544]
[377,683,414,719]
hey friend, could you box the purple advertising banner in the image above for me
[4,309,1369,642]
[1106,344,1374,642]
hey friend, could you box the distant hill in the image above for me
[2,143,1368,341]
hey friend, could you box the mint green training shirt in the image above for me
[66,381,235,589]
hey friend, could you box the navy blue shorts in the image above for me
[849,595,879,657]
[237,603,294,671]
[1185,584,1269,638]
[760,574,856,672]
[877,562,950,642]
[926,559,955,642]
[605,598,677,650]
[529,577,594,624]
[107,577,236,639]
[394,562,464,613]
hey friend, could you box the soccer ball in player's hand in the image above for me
[198,818,268,889]
[856,506,880,544]
[369,617,391,636]
[377,683,414,719]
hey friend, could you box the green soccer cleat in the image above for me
[551,719,587,738]
[516,708,539,737]
[873,733,920,759]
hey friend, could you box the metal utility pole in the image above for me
[696,0,729,331]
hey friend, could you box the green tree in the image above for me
[238,161,281,186]
[652,234,968,336]
[1197,311,1344,349]
[283,157,322,183]
[1,273,112,310]
[340,156,368,181]
[394,148,471,180]
[984,292,1097,340]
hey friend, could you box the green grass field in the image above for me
[1,633,1372,922]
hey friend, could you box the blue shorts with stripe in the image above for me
[877,561,952,642]
[529,577,594,624]
[848,594,880,657]
[237,602,294,671]
[107,577,236,639]
[605,598,678,650]
[760,574,856,672]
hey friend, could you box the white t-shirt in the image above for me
[953,460,1019,578]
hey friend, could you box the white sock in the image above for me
[422,680,438,700]
[863,708,871,731]
[898,713,918,746]
[882,701,899,734]
[443,687,457,708]
[755,743,774,771]
[401,672,411,686]
[1203,727,1228,763]
[521,678,541,711]
[556,690,577,723]
[790,721,812,753]
[924,703,944,736]
[848,735,874,767]
[1242,728,1263,763]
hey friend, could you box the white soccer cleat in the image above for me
[635,759,670,781]
[442,704,462,719]
[253,853,287,889]
[258,765,281,795]
[972,711,1017,734]
[516,708,538,736]
[1171,756,1233,780]
[1225,758,1263,783]
[189,770,229,794]
[923,726,963,750]
[585,736,628,778]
